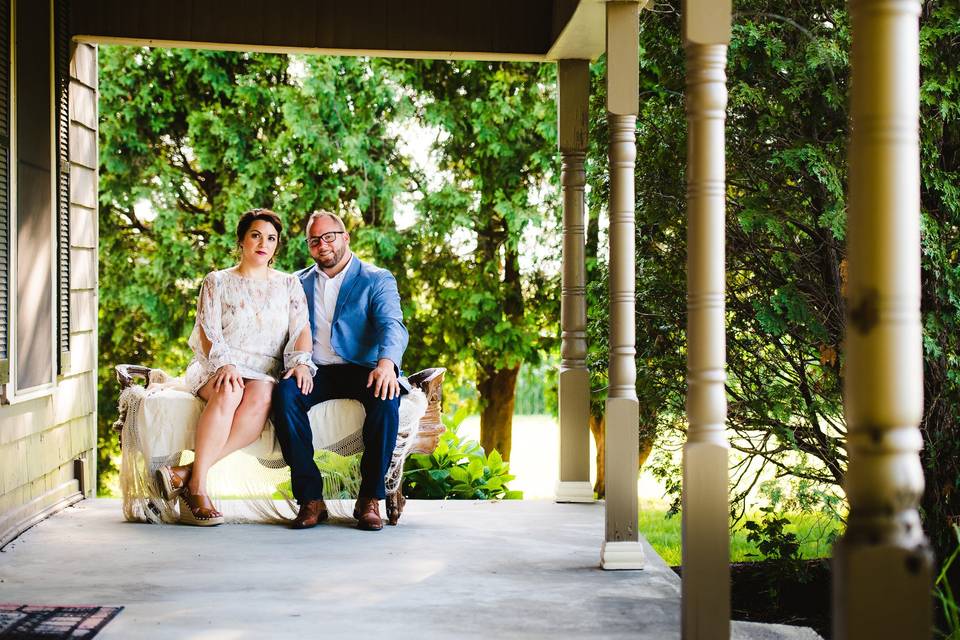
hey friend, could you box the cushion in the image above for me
[131,383,427,464]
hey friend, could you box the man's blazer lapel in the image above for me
[301,267,317,337]
[333,256,362,324]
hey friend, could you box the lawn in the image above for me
[638,499,841,565]
[459,415,842,566]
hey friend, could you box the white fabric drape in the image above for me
[117,372,428,524]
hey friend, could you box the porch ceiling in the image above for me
[70,0,607,62]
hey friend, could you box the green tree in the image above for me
[380,59,560,460]
[584,51,685,497]
[589,1,852,511]
[586,0,960,557]
[916,0,960,564]
[98,47,406,491]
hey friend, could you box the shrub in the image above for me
[742,506,813,605]
[402,406,522,500]
[744,507,803,564]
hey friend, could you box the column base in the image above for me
[833,533,932,639]
[600,540,645,570]
[681,441,730,636]
[604,396,639,539]
[554,480,595,503]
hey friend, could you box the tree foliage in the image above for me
[98,49,561,489]
[98,48,406,490]
[377,60,560,460]
[587,0,960,554]
[916,0,960,563]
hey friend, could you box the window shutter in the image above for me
[0,0,10,385]
[55,0,70,374]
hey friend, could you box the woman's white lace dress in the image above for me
[184,269,315,394]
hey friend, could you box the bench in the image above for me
[114,364,445,525]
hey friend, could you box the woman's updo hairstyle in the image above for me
[236,208,283,265]
[236,208,284,258]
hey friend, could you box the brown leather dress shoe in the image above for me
[353,497,383,531]
[291,499,329,529]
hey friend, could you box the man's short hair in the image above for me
[305,210,346,234]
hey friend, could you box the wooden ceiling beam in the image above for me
[70,0,596,61]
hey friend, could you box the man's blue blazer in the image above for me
[295,256,409,383]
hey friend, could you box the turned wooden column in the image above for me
[680,1,731,638]
[833,1,932,637]
[556,59,594,504]
[600,0,644,571]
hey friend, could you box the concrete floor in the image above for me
[0,499,822,639]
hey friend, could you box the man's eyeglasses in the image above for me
[307,231,345,247]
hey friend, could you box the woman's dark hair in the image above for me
[237,209,283,264]
[236,208,283,248]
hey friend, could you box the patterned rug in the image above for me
[0,605,123,638]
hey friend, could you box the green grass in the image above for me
[638,499,842,566]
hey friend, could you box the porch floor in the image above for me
[0,499,821,639]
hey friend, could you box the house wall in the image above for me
[0,42,98,547]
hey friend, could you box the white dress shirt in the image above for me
[311,263,348,365]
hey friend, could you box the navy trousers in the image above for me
[272,363,402,503]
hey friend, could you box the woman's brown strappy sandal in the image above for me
[155,463,193,500]
[178,486,224,527]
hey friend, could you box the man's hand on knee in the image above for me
[367,359,400,400]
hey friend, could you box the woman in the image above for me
[156,208,315,526]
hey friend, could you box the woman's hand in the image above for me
[283,363,314,395]
[213,364,245,393]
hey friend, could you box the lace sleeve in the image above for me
[283,275,316,376]
[193,272,235,371]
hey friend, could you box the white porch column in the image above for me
[600,0,644,571]
[556,59,595,504]
[832,0,932,637]
[680,1,731,638]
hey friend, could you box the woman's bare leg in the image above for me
[193,378,244,496]
[214,380,275,462]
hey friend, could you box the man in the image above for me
[272,210,409,531]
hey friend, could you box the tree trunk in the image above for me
[476,209,524,462]
[478,365,520,460]
[589,412,655,499]
[589,413,606,497]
